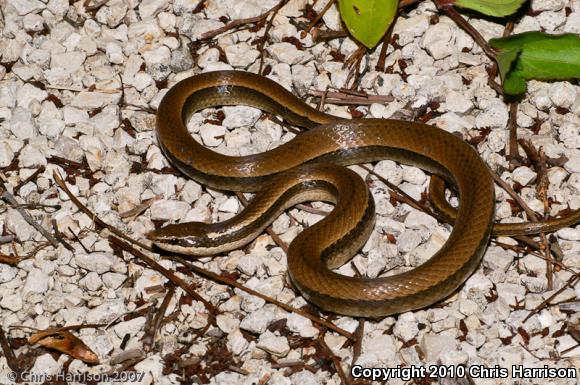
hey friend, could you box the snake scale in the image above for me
[148,70,580,317]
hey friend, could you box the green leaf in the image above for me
[489,32,580,96]
[454,0,527,17]
[338,0,398,49]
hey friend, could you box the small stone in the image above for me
[112,317,146,340]
[23,268,50,296]
[80,271,103,291]
[226,329,248,355]
[0,141,15,167]
[1,292,23,312]
[10,107,36,140]
[71,92,120,109]
[86,300,127,324]
[106,42,125,64]
[149,174,179,198]
[397,230,422,254]
[431,317,456,333]
[54,136,84,163]
[370,103,386,118]
[459,299,480,316]
[63,106,89,125]
[522,276,549,293]
[5,208,37,241]
[23,13,45,31]
[197,48,220,68]
[404,211,437,231]
[75,252,115,274]
[318,0,340,30]
[19,144,47,168]
[463,273,493,305]
[142,46,171,67]
[134,355,164,382]
[286,313,318,338]
[139,0,168,18]
[484,246,513,271]
[158,12,176,30]
[236,254,262,276]
[548,82,576,108]
[216,313,240,334]
[564,155,580,174]
[240,305,277,334]
[224,43,260,67]
[531,88,552,110]
[50,51,86,75]
[444,90,473,113]
[401,165,427,185]
[219,197,239,213]
[256,330,290,357]
[394,14,430,46]
[267,42,311,65]
[374,160,403,185]
[179,181,202,204]
[102,273,126,289]
[222,106,261,129]
[475,100,509,128]
[199,124,226,147]
[427,309,449,323]
[531,0,566,11]
[440,349,469,366]
[557,227,580,241]
[422,22,455,60]
[150,200,191,221]
[170,46,195,73]
[496,283,526,306]
[96,0,128,27]
[512,166,537,186]
[393,312,419,341]
[290,371,318,385]
[30,354,59,378]
[421,333,458,362]
[520,254,546,277]
[0,265,18,284]
[7,0,45,15]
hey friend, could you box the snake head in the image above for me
[146,222,213,255]
[147,219,253,256]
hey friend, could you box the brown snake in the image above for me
[148,70,580,317]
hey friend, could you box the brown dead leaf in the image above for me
[28,330,99,364]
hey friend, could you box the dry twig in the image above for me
[236,192,290,253]
[302,0,336,36]
[507,102,521,168]
[0,180,61,249]
[523,275,580,322]
[360,165,450,224]
[258,1,288,74]
[53,171,153,251]
[0,327,20,374]
[318,335,351,385]
[200,0,288,40]
[168,255,355,340]
[434,1,496,60]
[143,285,175,352]
[309,90,394,105]
[109,236,216,317]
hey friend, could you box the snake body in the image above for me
[149,70,579,317]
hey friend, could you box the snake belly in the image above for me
[149,70,495,317]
